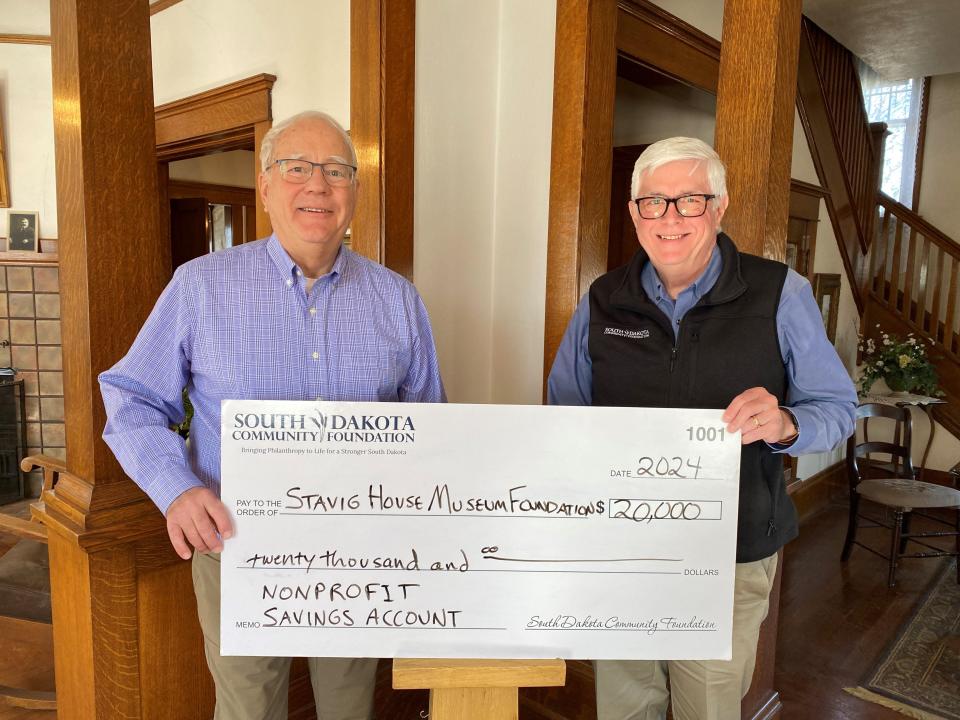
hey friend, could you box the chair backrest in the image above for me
[847,403,915,486]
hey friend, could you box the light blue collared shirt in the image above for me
[100,236,445,514]
[547,244,857,455]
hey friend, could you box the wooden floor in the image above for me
[774,501,954,719]
[0,500,954,719]
[0,500,55,720]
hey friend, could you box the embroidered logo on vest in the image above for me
[603,327,650,340]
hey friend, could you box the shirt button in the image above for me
[295,269,302,276]
[286,279,293,287]
[312,352,319,360]
[309,308,317,316]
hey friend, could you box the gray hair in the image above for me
[259,110,357,172]
[630,137,727,200]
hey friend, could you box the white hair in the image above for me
[630,137,727,200]
[259,110,357,172]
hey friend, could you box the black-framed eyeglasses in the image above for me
[271,158,357,186]
[633,193,717,219]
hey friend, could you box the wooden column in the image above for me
[715,2,801,718]
[714,0,802,260]
[350,0,415,278]
[541,0,618,389]
[44,0,213,717]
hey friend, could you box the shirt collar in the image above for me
[640,241,722,303]
[266,234,349,285]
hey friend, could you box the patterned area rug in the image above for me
[846,560,960,720]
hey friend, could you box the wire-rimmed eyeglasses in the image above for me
[633,193,716,219]
[271,158,357,187]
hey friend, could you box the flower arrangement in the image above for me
[856,327,942,397]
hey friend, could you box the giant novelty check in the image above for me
[220,401,741,660]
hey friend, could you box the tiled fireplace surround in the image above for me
[0,263,63,497]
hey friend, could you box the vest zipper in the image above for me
[669,346,677,372]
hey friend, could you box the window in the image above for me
[863,77,922,205]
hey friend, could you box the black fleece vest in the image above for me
[588,234,798,562]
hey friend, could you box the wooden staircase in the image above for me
[796,17,960,440]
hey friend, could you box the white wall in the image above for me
[414,0,556,404]
[169,150,256,188]
[0,4,55,239]
[150,0,350,124]
[917,72,960,239]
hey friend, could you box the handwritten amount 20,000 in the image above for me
[634,456,702,479]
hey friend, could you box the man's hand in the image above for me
[722,387,797,446]
[165,487,233,560]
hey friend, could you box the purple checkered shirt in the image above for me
[100,236,445,514]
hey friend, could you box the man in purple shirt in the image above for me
[100,110,444,720]
[548,137,855,720]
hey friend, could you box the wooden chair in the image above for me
[842,403,960,587]
[0,456,64,711]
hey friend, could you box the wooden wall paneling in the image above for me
[542,0,618,391]
[350,0,416,278]
[615,0,720,94]
[46,0,212,717]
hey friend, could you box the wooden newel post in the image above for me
[393,659,566,719]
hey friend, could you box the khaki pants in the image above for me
[193,551,378,720]
[595,552,779,720]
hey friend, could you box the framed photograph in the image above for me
[813,273,841,345]
[7,211,39,252]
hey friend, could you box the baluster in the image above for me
[931,244,946,345]
[903,227,918,324]
[890,218,904,311]
[917,236,931,334]
[873,208,891,295]
[944,255,958,356]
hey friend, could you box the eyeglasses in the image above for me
[271,159,357,187]
[633,194,716,219]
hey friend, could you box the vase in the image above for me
[884,376,913,394]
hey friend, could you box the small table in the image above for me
[859,392,946,480]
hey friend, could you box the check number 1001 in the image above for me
[686,426,726,442]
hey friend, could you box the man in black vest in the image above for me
[548,137,856,720]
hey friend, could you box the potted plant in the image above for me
[856,327,942,397]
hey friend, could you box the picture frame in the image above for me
[7,211,40,253]
[813,273,841,345]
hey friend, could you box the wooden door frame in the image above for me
[544,0,721,385]
[154,73,275,239]
[350,0,416,277]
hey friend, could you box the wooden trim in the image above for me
[615,0,720,94]
[167,180,255,207]
[149,0,184,15]
[911,76,931,212]
[542,0,619,398]
[790,178,828,200]
[350,0,416,277]
[155,73,275,160]
[0,250,58,265]
[0,34,52,46]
